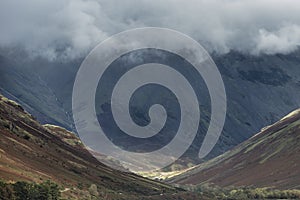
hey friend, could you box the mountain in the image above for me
[1,49,300,163]
[167,108,300,189]
[0,54,73,130]
[0,94,203,199]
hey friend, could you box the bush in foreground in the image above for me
[0,180,60,200]
[185,184,300,199]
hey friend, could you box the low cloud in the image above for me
[0,0,300,60]
[254,24,300,55]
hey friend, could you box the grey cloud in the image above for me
[0,0,300,60]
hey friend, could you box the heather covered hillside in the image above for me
[168,108,300,189]
[0,94,199,199]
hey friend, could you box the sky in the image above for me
[1,0,300,60]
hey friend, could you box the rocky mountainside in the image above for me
[0,94,202,199]
[1,50,300,161]
[0,54,73,129]
[168,108,300,189]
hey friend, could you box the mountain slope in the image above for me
[0,54,73,130]
[209,50,300,158]
[0,94,203,199]
[2,50,300,162]
[168,109,300,189]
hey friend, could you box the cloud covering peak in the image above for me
[1,0,300,60]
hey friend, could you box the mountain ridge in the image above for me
[1,50,300,162]
[0,93,203,199]
[167,108,300,189]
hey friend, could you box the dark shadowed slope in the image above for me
[2,50,300,162]
[0,54,73,130]
[168,109,300,189]
[0,94,205,199]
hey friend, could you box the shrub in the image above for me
[0,180,60,200]
[0,181,15,200]
[187,184,300,200]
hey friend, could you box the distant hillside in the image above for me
[1,50,300,162]
[0,54,73,130]
[0,94,202,200]
[168,109,300,189]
